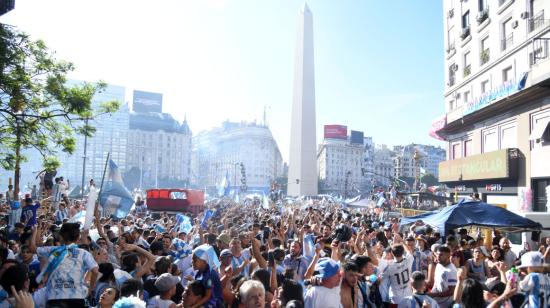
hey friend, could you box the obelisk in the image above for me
[287,3,318,197]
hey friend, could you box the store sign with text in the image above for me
[464,72,528,116]
[485,184,503,191]
[439,149,511,182]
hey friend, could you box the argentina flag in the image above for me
[218,171,231,197]
[100,159,135,219]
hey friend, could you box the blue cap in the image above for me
[314,258,340,279]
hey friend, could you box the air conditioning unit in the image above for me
[448,9,454,18]
[451,64,458,71]
[520,11,530,19]
[512,20,519,28]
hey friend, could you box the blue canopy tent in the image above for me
[399,200,542,236]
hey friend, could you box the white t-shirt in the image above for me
[304,285,342,308]
[519,272,550,308]
[432,263,457,308]
[382,254,414,304]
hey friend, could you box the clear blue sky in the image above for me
[1,0,445,162]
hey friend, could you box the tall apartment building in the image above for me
[191,121,283,194]
[373,144,396,188]
[434,0,550,212]
[58,83,129,189]
[394,144,446,179]
[317,127,365,194]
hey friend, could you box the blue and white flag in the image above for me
[100,159,135,219]
[172,238,192,261]
[200,210,214,229]
[153,224,166,234]
[218,171,230,197]
[175,214,192,234]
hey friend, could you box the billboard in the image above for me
[324,125,347,139]
[350,130,364,145]
[133,90,163,113]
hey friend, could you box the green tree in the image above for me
[421,173,438,187]
[0,24,120,196]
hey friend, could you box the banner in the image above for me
[83,187,98,230]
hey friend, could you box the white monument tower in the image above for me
[287,3,318,197]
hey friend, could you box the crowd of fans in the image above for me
[0,181,549,308]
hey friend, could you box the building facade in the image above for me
[318,134,364,195]
[373,145,396,188]
[58,83,129,190]
[435,0,550,212]
[394,144,446,179]
[191,121,283,195]
[126,112,192,189]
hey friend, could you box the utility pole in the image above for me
[80,117,89,197]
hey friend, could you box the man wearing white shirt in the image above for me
[427,246,457,308]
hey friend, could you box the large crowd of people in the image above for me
[0,179,549,308]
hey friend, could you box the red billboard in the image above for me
[324,125,347,139]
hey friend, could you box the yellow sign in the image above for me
[439,149,509,182]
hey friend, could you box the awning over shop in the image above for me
[399,200,542,236]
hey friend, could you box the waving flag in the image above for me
[174,214,192,234]
[100,159,135,219]
[218,171,230,197]
[172,238,192,261]
[200,210,214,229]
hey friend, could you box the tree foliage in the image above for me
[421,173,439,187]
[0,24,120,194]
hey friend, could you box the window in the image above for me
[463,51,471,76]
[449,64,456,86]
[501,18,513,51]
[464,139,473,157]
[503,66,513,82]
[500,123,517,149]
[464,90,470,103]
[483,129,498,152]
[452,143,461,159]
[481,80,490,93]
[462,10,470,28]
[478,0,487,11]
[480,36,490,65]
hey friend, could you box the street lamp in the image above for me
[413,150,421,192]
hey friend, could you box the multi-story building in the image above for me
[394,144,446,179]
[191,121,283,194]
[362,136,375,189]
[434,0,550,212]
[373,144,396,188]
[58,83,129,189]
[126,110,192,189]
[317,127,364,195]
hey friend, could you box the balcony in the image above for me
[476,9,489,24]
[463,64,471,77]
[501,33,513,51]
[528,10,549,33]
[448,75,456,87]
[480,49,490,65]
[460,26,471,40]
[529,38,549,66]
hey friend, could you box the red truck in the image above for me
[145,188,204,215]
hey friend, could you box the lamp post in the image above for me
[413,150,421,192]
[80,117,89,197]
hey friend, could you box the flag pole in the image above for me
[96,152,111,218]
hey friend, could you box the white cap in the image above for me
[518,251,544,268]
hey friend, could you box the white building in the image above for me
[394,144,446,179]
[435,0,550,212]
[126,112,192,189]
[191,121,283,195]
[362,136,375,189]
[318,137,364,195]
[373,144,396,188]
[58,83,129,190]
[287,3,318,196]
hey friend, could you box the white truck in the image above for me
[507,212,550,256]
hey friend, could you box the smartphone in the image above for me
[263,226,271,239]
[268,251,274,264]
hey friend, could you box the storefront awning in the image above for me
[529,118,550,140]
